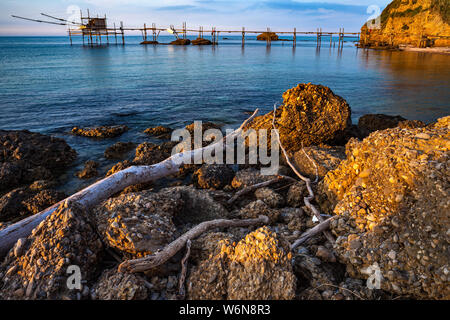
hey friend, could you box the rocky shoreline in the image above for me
[0,83,448,300]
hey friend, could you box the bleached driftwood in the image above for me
[0,110,260,258]
[271,104,335,245]
[118,215,269,273]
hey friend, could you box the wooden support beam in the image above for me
[121,21,125,45]
[242,27,245,46]
[293,27,296,47]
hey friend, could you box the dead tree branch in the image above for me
[177,239,191,300]
[0,109,260,258]
[118,215,269,273]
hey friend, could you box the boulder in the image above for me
[244,83,352,152]
[0,186,65,222]
[187,227,296,300]
[104,142,136,159]
[292,145,345,181]
[0,130,76,192]
[286,181,308,208]
[254,187,284,208]
[133,141,177,165]
[320,118,450,299]
[192,164,235,190]
[0,203,103,300]
[357,114,406,138]
[92,269,148,300]
[192,38,213,45]
[231,168,278,189]
[170,39,190,45]
[71,125,128,138]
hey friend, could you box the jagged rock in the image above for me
[104,142,136,159]
[192,38,213,45]
[358,114,406,138]
[0,186,65,222]
[93,186,229,258]
[193,164,235,190]
[133,141,177,165]
[286,182,308,208]
[0,130,76,192]
[75,160,99,179]
[398,120,426,129]
[256,32,279,41]
[94,190,183,258]
[231,168,277,189]
[254,187,284,208]
[187,227,296,300]
[92,269,148,300]
[292,145,345,180]
[239,200,280,224]
[71,125,128,138]
[0,203,103,300]
[244,83,352,152]
[279,207,306,232]
[143,126,173,139]
[106,160,133,177]
[320,120,450,299]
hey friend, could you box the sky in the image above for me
[0,0,392,35]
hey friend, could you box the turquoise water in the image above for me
[0,35,449,192]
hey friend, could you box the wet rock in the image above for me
[75,160,99,179]
[321,122,450,299]
[143,126,173,139]
[192,164,235,190]
[92,269,148,300]
[192,38,213,45]
[71,125,128,138]
[256,32,279,41]
[104,142,136,159]
[187,227,296,300]
[133,141,177,165]
[244,83,352,152]
[286,182,308,208]
[0,186,65,222]
[0,203,103,300]
[170,39,191,45]
[0,130,76,192]
[292,145,345,181]
[357,114,406,138]
[231,168,278,189]
[254,187,284,208]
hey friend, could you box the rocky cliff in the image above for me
[360,0,450,48]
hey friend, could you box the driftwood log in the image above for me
[0,109,260,258]
[118,215,269,273]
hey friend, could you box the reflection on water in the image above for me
[0,36,448,192]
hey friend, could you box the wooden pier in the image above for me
[12,10,361,48]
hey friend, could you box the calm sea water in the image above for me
[0,35,449,193]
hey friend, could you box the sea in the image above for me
[0,35,449,193]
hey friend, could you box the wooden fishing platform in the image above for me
[12,10,361,48]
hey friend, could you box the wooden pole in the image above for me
[68,28,72,46]
[114,23,117,45]
[242,27,245,46]
[121,21,125,45]
[293,27,296,47]
[144,23,147,41]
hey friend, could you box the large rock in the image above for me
[244,83,352,152]
[320,117,450,299]
[75,160,99,179]
[143,126,173,140]
[292,145,345,181]
[0,130,76,192]
[93,186,229,258]
[133,141,177,165]
[187,227,296,300]
[104,142,135,159]
[256,32,279,41]
[192,164,235,190]
[0,203,103,300]
[0,186,65,222]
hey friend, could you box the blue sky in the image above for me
[0,0,391,35]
